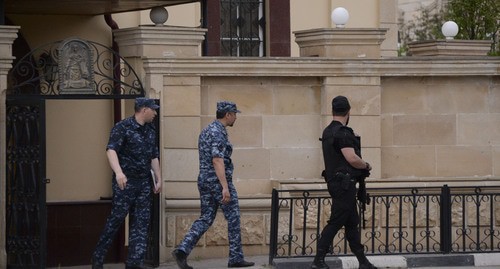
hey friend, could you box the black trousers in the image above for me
[316,179,364,254]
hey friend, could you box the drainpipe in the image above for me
[104,16,128,263]
[1,0,5,25]
[104,14,122,124]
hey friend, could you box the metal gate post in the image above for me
[440,184,452,253]
[269,189,279,265]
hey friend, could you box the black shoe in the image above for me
[91,257,103,269]
[359,262,377,269]
[228,260,255,267]
[172,249,193,269]
[125,265,144,269]
[125,265,145,269]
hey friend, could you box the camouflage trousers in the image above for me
[177,180,244,264]
[93,178,152,267]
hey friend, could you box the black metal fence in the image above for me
[269,185,500,264]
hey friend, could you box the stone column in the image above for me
[0,25,20,269]
[321,76,382,179]
[114,26,207,59]
[294,28,387,58]
[294,26,385,179]
[379,0,398,57]
[114,25,207,97]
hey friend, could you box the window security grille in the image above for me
[220,0,265,57]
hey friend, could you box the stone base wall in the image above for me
[165,199,272,259]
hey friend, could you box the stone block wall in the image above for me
[381,76,500,180]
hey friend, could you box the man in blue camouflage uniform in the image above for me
[92,97,162,269]
[172,101,254,269]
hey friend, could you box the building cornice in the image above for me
[143,57,500,77]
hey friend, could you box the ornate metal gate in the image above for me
[6,100,46,268]
[5,38,159,268]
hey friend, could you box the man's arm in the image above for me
[341,147,371,171]
[151,158,162,194]
[107,149,127,190]
[213,157,230,204]
[341,147,371,212]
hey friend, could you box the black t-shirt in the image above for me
[321,120,360,179]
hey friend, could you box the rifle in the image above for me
[352,136,371,228]
[357,177,370,211]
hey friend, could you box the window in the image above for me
[203,0,289,56]
[220,0,265,56]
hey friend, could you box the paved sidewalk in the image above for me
[159,255,270,269]
[52,253,500,269]
[52,255,270,269]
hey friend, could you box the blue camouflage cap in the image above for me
[135,97,160,110]
[216,101,241,113]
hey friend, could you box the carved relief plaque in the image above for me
[58,38,95,94]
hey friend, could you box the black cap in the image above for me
[331,95,351,113]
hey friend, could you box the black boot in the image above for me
[125,265,144,269]
[171,249,193,269]
[310,249,329,269]
[353,250,377,269]
[228,260,255,267]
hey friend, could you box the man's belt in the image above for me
[332,172,356,190]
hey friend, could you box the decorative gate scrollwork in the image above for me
[6,101,46,268]
[6,38,144,98]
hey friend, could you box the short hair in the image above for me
[216,111,227,119]
[332,109,349,117]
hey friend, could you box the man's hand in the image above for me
[221,187,231,204]
[153,180,162,194]
[365,162,372,171]
[213,157,231,204]
[116,172,127,190]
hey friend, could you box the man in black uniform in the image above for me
[310,96,377,269]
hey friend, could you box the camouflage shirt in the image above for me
[198,120,234,183]
[106,116,158,179]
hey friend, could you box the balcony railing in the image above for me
[269,185,500,264]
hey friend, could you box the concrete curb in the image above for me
[472,253,500,267]
[272,253,500,268]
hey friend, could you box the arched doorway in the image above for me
[6,38,159,268]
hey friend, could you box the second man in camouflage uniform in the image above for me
[172,101,254,269]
